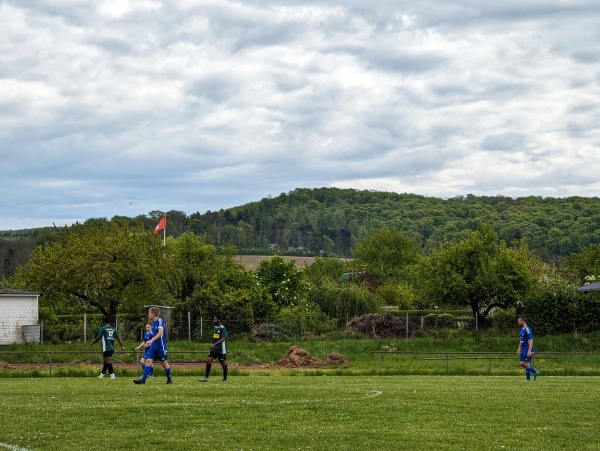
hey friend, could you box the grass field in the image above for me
[0,375,598,450]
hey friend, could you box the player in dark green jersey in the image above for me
[199,316,228,382]
[91,317,126,379]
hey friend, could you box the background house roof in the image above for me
[0,289,40,296]
[576,281,600,292]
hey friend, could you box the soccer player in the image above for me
[91,317,126,379]
[517,316,539,381]
[134,323,154,379]
[199,316,228,382]
[134,307,172,384]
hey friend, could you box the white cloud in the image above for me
[1,0,600,229]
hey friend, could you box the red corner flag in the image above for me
[154,215,166,235]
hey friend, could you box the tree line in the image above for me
[3,188,600,282]
[3,217,600,337]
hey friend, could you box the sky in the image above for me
[2,1,600,230]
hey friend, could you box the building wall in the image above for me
[0,295,39,345]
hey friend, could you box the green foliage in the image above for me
[308,282,382,320]
[523,283,600,335]
[352,227,421,284]
[565,243,600,283]
[11,222,170,318]
[375,283,415,309]
[253,256,310,309]
[274,304,338,336]
[490,309,517,332]
[417,224,535,315]
[303,257,355,285]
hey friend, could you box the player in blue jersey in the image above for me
[134,307,172,384]
[91,317,126,379]
[517,316,539,381]
[199,316,228,382]
[134,323,154,379]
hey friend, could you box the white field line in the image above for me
[0,443,30,451]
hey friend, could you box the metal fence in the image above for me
[14,311,497,345]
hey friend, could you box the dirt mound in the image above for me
[346,313,414,338]
[0,361,16,370]
[276,346,348,369]
[277,346,321,368]
[320,352,349,368]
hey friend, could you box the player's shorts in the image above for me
[142,351,150,360]
[209,351,227,362]
[520,350,534,362]
[146,347,168,362]
[103,350,114,358]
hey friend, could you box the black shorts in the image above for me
[103,350,115,358]
[209,351,226,362]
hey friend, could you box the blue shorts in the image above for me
[520,350,534,362]
[146,347,168,362]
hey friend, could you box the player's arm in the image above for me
[116,334,126,351]
[135,340,145,351]
[90,334,101,346]
[146,327,163,347]
[527,338,533,355]
[209,337,226,349]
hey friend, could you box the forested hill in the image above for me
[188,188,600,260]
[2,188,600,277]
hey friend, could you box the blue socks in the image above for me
[141,365,153,381]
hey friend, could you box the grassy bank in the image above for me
[1,331,600,377]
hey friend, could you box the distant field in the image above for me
[0,375,598,450]
[235,255,352,270]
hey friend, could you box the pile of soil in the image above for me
[320,352,349,368]
[276,346,348,369]
[0,361,16,369]
[346,313,414,338]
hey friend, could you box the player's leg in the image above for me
[521,352,532,380]
[160,356,172,384]
[530,354,539,380]
[134,356,154,384]
[220,354,228,382]
[100,353,111,378]
[105,352,116,379]
[200,356,215,382]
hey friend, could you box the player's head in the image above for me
[101,317,110,325]
[149,307,160,320]
[213,315,221,325]
[517,316,526,326]
[145,323,152,332]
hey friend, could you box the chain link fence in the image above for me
[16,310,510,344]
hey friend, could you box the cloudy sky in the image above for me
[2,1,600,230]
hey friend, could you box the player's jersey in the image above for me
[98,325,119,352]
[151,317,168,351]
[143,331,153,344]
[211,324,228,354]
[520,325,534,353]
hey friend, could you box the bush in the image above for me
[435,314,455,329]
[491,309,516,332]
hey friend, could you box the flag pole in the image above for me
[163,215,166,246]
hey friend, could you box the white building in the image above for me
[0,289,40,345]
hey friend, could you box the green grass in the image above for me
[0,375,598,450]
[3,333,600,377]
